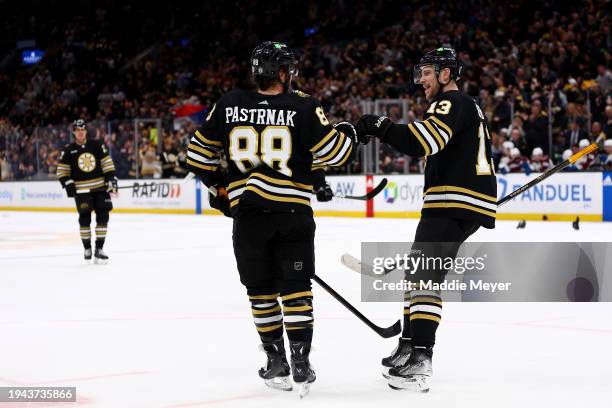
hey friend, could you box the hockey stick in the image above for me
[313,274,401,338]
[208,184,400,337]
[331,178,388,201]
[497,142,598,206]
[341,143,602,276]
[115,173,196,191]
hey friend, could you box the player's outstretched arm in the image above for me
[355,114,453,157]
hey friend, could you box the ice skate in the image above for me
[289,341,315,398]
[94,247,109,264]
[259,339,292,391]
[84,248,92,262]
[381,337,412,379]
[387,346,432,392]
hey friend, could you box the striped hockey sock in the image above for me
[281,291,313,343]
[249,293,283,342]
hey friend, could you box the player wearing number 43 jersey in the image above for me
[355,48,497,392]
[186,41,365,397]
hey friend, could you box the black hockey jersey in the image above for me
[56,139,116,192]
[383,90,497,228]
[186,89,355,215]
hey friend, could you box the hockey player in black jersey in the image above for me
[57,119,118,263]
[186,41,365,397]
[355,48,497,391]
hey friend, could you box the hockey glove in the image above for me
[65,181,76,198]
[106,176,118,193]
[209,186,231,217]
[355,115,392,141]
[315,183,334,202]
[335,121,368,145]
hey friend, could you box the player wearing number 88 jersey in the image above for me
[186,41,364,397]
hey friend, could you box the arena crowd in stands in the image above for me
[0,0,610,180]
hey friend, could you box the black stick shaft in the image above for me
[313,274,391,335]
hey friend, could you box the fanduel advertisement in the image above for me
[496,172,602,216]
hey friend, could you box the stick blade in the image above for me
[367,177,387,199]
[377,319,402,338]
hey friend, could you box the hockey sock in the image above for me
[281,291,313,343]
[79,227,91,249]
[401,292,412,339]
[407,290,442,347]
[95,210,109,249]
[95,224,107,249]
[249,293,284,342]
[78,212,92,249]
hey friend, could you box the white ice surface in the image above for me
[0,211,611,407]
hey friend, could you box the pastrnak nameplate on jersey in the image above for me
[224,106,297,127]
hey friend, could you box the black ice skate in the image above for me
[258,339,292,391]
[381,337,412,379]
[289,341,316,398]
[94,248,109,264]
[84,248,92,262]
[387,346,433,392]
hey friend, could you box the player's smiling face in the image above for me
[419,65,440,99]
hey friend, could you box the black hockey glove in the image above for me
[106,176,118,193]
[315,183,334,202]
[355,115,392,141]
[209,186,231,217]
[65,181,76,198]
[334,121,368,145]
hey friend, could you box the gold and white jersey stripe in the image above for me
[407,116,453,156]
[422,185,497,218]
[74,177,106,191]
[186,130,222,172]
[100,156,115,173]
[310,129,353,170]
[227,172,313,208]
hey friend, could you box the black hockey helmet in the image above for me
[251,41,298,80]
[413,47,462,85]
[73,119,87,130]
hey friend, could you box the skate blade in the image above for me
[296,381,312,398]
[264,376,292,391]
[382,365,391,379]
[388,374,430,393]
[94,258,109,265]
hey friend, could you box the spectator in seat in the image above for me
[562,149,579,172]
[575,139,594,170]
[564,121,588,150]
[529,147,553,172]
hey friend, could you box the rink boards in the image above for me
[1,172,611,221]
